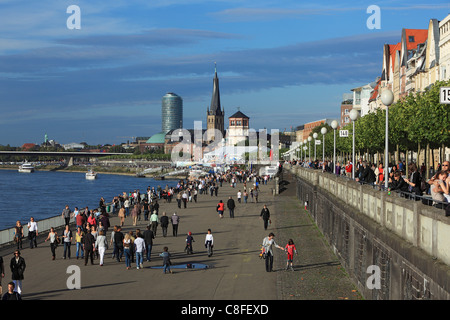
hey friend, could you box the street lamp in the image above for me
[303,146,307,163]
[349,109,359,179]
[303,139,307,163]
[321,127,327,162]
[307,136,312,162]
[381,89,394,189]
[296,148,300,161]
[313,132,318,161]
[299,142,303,161]
[331,120,338,174]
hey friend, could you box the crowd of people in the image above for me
[1,166,291,299]
[289,158,450,211]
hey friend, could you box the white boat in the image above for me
[85,170,97,180]
[18,162,34,173]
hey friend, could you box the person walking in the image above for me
[150,211,159,236]
[61,205,72,226]
[95,230,108,266]
[227,196,236,218]
[260,205,271,230]
[143,225,155,262]
[10,250,26,295]
[44,227,59,260]
[118,206,126,227]
[160,212,169,237]
[185,232,194,254]
[114,226,124,262]
[13,221,23,250]
[131,204,138,226]
[123,233,132,270]
[62,225,73,259]
[205,229,214,257]
[27,217,38,249]
[284,239,298,271]
[83,229,95,266]
[261,233,284,272]
[0,255,4,298]
[75,227,85,260]
[2,282,21,300]
[171,213,180,237]
[159,247,173,274]
[134,233,145,269]
[217,200,224,219]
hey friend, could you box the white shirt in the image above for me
[134,237,145,253]
[205,233,214,245]
[28,221,37,232]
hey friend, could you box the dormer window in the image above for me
[408,36,415,42]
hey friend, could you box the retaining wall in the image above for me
[286,164,450,300]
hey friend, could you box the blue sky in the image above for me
[0,0,449,146]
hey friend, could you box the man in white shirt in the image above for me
[237,190,242,203]
[27,217,38,249]
[262,233,284,272]
[134,234,145,269]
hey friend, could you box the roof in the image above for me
[404,29,428,50]
[209,66,223,116]
[146,132,166,144]
[229,111,249,119]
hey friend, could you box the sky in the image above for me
[0,0,449,146]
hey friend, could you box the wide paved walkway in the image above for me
[0,170,361,301]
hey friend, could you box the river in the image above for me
[0,169,174,230]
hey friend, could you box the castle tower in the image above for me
[206,63,224,143]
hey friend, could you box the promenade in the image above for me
[0,171,361,301]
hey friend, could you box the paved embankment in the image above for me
[0,171,361,301]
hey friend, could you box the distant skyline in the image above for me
[0,0,449,146]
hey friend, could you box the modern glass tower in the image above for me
[162,92,183,134]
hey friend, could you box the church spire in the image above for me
[210,62,222,116]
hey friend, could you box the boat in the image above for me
[85,170,97,180]
[18,162,34,173]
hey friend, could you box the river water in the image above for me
[0,169,172,231]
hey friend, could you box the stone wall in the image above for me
[286,164,450,300]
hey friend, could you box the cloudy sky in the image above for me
[0,0,448,146]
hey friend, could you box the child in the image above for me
[285,239,297,271]
[159,246,173,274]
[185,232,194,254]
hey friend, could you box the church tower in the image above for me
[206,63,225,143]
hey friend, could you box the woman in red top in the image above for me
[217,200,224,219]
[284,239,297,271]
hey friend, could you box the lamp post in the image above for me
[303,146,307,163]
[299,142,303,161]
[296,148,300,161]
[313,132,318,161]
[307,137,312,162]
[331,120,338,174]
[321,127,327,163]
[349,109,359,179]
[381,89,394,189]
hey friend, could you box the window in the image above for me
[408,36,415,42]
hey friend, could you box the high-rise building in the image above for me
[206,64,224,143]
[162,92,183,134]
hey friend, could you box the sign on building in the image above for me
[339,130,349,137]
[440,87,450,104]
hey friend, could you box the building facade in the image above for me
[226,110,249,146]
[162,92,183,134]
[440,14,450,81]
